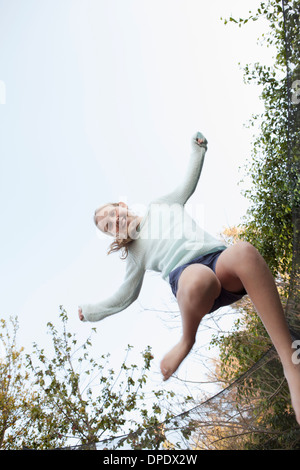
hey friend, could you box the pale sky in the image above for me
[0,1,273,386]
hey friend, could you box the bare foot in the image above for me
[78,308,84,321]
[284,364,300,425]
[160,339,194,381]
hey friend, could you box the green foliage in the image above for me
[0,317,36,448]
[223,0,300,277]
[210,293,300,449]
[0,308,189,450]
[210,299,272,384]
[206,1,300,449]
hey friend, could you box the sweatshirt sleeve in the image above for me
[156,132,207,206]
[79,255,145,323]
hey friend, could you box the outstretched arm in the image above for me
[79,257,145,322]
[156,132,208,206]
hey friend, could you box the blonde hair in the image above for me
[94,203,133,260]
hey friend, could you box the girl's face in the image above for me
[95,203,129,238]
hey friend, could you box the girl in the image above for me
[79,132,300,424]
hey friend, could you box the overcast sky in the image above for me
[0,0,274,386]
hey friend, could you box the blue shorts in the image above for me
[168,249,247,313]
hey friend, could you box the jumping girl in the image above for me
[79,132,300,424]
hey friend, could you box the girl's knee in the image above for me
[236,241,262,263]
[233,242,268,279]
[177,266,221,309]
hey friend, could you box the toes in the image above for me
[162,370,171,381]
[160,362,170,381]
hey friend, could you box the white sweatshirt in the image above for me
[80,133,226,322]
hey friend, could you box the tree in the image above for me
[202,0,300,446]
[0,317,38,448]
[0,308,192,450]
[188,2,300,449]
[223,0,300,278]
[208,289,300,449]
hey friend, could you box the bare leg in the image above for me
[215,241,300,424]
[160,264,221,381]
